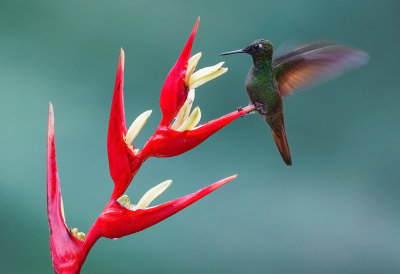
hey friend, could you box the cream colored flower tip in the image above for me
[177,106,201,132]
[185,52,228,89]
[117,180,172,211]
[171,89,195,130]
[60,196,65,223]
[61,196,85,241]
[189,62,228,90]
[125,110,152,146]
[185,52,202,84]
[136,179,172,210]
[116,195,135,210]
[70,227,86,241]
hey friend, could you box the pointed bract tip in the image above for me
[119,48,125,67]
[48,102,54,130]
[194,17,200,30]
[48,102,54,117]
[212,175,238,189]
[224,174,238,182]
[189,17,200,40]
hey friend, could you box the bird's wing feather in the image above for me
[273,43,368,97]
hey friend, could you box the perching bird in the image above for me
[221,40,368,165]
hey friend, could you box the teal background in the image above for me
[1,0,399,273]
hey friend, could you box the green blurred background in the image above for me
[1,0,399,273]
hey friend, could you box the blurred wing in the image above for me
[273,42,334,65]
[273,43,368,97]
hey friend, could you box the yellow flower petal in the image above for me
[171,89,195,130]
[136,180,172,210]
[70,228,85,241]
[177,106,201,132]
[125,110,152,145]
[185,52,202,85]
[116,194,135,210]
[117,194,130,207]
[77,232,86,241]
[189,62,228,89]
[71,228,78,237]
[60,196,65,223]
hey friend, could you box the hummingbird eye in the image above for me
[252,44,263,50]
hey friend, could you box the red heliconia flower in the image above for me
[47,18,255,273]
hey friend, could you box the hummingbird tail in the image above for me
[271,127,292,166]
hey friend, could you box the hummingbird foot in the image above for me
[254,102,267,114]
[237,106,256,117]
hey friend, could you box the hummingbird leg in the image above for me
[254,102,267,114]
[238,104,257,117]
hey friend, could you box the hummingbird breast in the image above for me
[245,66,282,116]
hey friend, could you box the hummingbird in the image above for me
[221,40,368,165]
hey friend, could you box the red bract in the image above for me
[159,18,199,127]
[47,19,255,273]
[140,105,254,158]
[107,50,143,199]
[96,175,236,239]
[47,104,84,273]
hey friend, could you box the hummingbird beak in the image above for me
[220,49,246,56]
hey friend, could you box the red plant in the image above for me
[47,18,255,273]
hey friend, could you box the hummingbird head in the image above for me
[221,39,273,63]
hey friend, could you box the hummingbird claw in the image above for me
[237,106,257,117]
[254,102,267,114]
